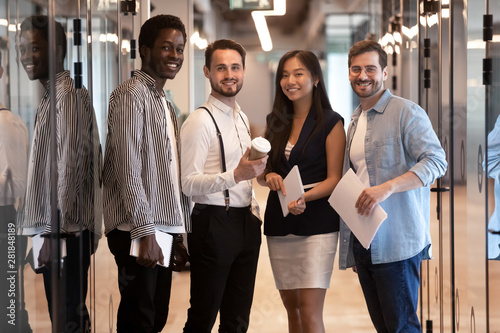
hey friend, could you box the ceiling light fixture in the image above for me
[252,0,286,52]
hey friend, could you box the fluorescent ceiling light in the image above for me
[190,31,208,50]
[252,12,273,51]
[252,0,286,52]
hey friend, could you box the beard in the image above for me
[351,78,383,99]
[210,78,243,98]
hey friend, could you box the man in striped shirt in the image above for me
[103,15,190,333]
[19,16,102,332]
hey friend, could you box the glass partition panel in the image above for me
[0,0,126,331]
[486,0,500,330]
[467,0,488,331]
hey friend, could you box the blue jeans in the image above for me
[353,238,423,333]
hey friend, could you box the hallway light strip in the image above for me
[0,19,19,32]
[251,0,286,52]
[252,12,273,52]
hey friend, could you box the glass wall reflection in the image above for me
[486,1,500,329]
[0,0,128,331]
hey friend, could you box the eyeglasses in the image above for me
[349,65,380,76]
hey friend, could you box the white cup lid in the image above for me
[251,137,271,153]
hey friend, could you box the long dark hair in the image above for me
[265,50,333,171]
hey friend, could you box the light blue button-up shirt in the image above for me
[339,90,447,269]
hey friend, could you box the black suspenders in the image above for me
[199,106,250,211]
[199,106,231,211]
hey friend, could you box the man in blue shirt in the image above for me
[338,40,447,332]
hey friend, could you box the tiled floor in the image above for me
[21,183,373,332]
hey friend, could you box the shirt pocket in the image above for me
[374,136,401,170]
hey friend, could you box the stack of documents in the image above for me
[130,230,173,267]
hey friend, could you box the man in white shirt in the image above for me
[0,50,32,332]
[180,39,267,333]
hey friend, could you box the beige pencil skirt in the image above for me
[266,232,338,290]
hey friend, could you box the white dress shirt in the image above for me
[180,94,253,208]
[0,103,29,206]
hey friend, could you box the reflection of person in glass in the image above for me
[487,115,500,260]
[103,15,190,333]
[18,16,102,332]
[0,49,32,332]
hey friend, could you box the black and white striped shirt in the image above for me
[22,70,102,234]
[103,70,191,239]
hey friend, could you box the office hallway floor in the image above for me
[21,182,374,332]
[164,183,374,332]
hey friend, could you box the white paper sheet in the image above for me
[130,230,173,268]
[278,165,305,217]
[328,169,388,249]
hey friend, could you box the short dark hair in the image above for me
[138,14,186,60]
[20,15,67,61]
[348,40,387,69]
[204,39,246,69]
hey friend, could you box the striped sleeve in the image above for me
[108,87,155,238]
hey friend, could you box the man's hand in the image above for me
[137,234,164,268]
[355,183,392,216]
[234,148,268,183]
[38,237,51,268]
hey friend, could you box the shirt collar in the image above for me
[351,89,393,122]
[371,89,393,114]
[133,70,157,90]
[208,94,241,117]
[45,70,70,88]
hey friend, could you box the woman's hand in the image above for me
[266,172,286,196]
[288,196,306,215]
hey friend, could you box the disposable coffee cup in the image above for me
[249,136,271,160]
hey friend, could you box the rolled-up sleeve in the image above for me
[404,105,448,186]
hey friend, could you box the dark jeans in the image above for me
[0,205,32,333]
[353,237,423,333]
[41,229,94,333]
[107,229,172,333]
[184,205,261,333]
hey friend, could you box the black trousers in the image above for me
[41,229,94,333]
[107,229,172,333]
[0,205,32,333]
[184,204,261,333]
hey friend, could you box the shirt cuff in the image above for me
[130,223,156,240]
[227,169,237,187]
